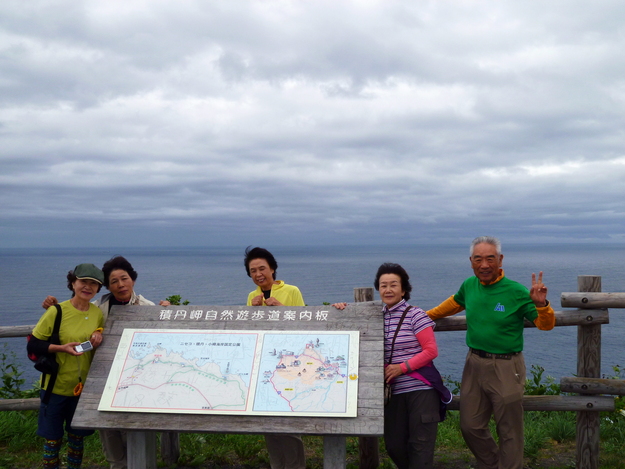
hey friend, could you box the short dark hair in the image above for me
[244,246,278,279]
[373,263,412,301]
[102,256,138,288]
[66,270,103,297]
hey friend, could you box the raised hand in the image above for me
[42,295,58,309]
[530,271,548,307]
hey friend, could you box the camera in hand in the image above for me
[75,340,93,353]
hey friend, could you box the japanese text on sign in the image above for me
[158,309,329,322]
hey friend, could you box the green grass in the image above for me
[1,412,625,468]
[1,347,624,468]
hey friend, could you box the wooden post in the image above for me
[127,431,157,469]
[576,275,602,469]
[324,436,347,469]
[354,287,379,469]
[354,287,375,303]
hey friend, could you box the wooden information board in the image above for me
[72,302,384,468]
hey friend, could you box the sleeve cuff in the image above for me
[536,299,550,310]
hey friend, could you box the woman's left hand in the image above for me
[384,363,403,383]
[90,331,103,349]
[264,297,283,306]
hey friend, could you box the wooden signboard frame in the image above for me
[72,302,384,469]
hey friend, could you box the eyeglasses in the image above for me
[471,256,498,265]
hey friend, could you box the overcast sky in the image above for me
[1,1,624,248]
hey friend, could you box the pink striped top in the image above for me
[384,299,436,394]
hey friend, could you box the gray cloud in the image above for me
[1,1,625,247]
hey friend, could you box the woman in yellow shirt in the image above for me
[28,264,105,469]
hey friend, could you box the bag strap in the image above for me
[50,303,63,345]
[42,304,63,405]
[386,305,412,365]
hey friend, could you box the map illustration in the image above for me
[98,329,359,417]
[254,334,353,414]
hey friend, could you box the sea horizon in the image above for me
[1,242,624,387]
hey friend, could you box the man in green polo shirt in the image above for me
[427,236,555,469]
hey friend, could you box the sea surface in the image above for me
[1,243,624,387]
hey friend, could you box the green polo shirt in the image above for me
[454,276,538,354]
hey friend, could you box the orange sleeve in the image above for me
[533,302,555,330]
[426,295,465,320]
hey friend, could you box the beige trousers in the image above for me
[459,350,526,469]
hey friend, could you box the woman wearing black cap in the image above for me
[28,263,105,469]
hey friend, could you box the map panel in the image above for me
[253,333,355,415]
[98,329,359,417]
[99,330,259,413]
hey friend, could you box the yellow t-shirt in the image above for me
[246,280,305,306]
[32,300,104,396]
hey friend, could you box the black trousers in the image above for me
[384,388,440,469]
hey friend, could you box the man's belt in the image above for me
[470,348,520,360]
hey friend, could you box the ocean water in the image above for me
[1,243,624,387]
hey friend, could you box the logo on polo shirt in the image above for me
[494,303,505,312]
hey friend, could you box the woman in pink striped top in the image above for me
[376,262,444,469]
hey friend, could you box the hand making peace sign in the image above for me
[530,271,549,307]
